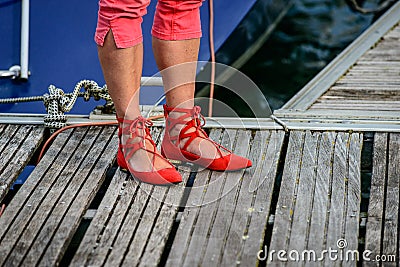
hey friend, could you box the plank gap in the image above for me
[88,165,119,210]
[356,132,374,266]
[381,133,390,259]
[259,131,290,267]
[322,132,338,252]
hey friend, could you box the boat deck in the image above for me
[0,2,400,266]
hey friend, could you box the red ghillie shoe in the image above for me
[117,116,182,185]
[161,105,252,171]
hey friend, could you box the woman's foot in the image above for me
[161,105,252,171]
[117,116,182,185]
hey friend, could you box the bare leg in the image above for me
[99,31,171,171]
[98,31,142,119]
[152,38,199,108]
[153,37,228,158]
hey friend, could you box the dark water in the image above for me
[235,0,383,113]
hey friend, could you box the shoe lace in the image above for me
[192,105,206,129]
[129,116,154,140]
[190,106,232,155]
[126,116,164,171]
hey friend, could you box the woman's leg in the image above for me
[98,31,142,119]
[96,0,174,175]
[152,0,229,159]
[152,38,198,109]
[153,38,227,159]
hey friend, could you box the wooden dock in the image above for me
[0,125,398,266]
[0,2,400,266]
[275,1,400,128]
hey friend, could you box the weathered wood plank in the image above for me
[118,183,170,266]
[126,129,222,266]
[312,103,400,109]
[372,46,398,53]
[0,125,44,202]
[218,130,271,266]
[316,99,400,105]
[343,133,363,267]
[201,130,252,266]
[118,136,191,265]
[1,126,117,266]
[318,98,400,104]
[181,168,226,267]
[287,131,320,261]
[234,130,285,266]
[69,171,133,266]
[138,172,190,267]
[0,126,30,172]
[0,124,19,154]
[336,79,400,85]
[74,127,163,266]
[325,89,398,96]
[0,128,76,264]
[90,129,164,266]
[338,77,400,83]
[364,48,400,54]
[324,132,349,267]
[90,174,148,267]
[329,85,400,90]
[382,133,399,259]
[356,61,400,66]
[4,127,103,266]
[182,129,239,267]
[122,171,190,266]
[165,129,223,267]
[341,76,400,81]
[367,49,400,55]
[347,68,400,74]
[362,55,400,61]
[373,43,400,50]
[307,131,336,266]
[384,26,400,38]
[311,104,400,111]
[38,126,118,266]
[0,125,27,170]
[0,124,6,135]
[321,94,400,100]
[353,66,400,73]
[268,131,305,262]
[363,133,387,267]
[73,127,219,267]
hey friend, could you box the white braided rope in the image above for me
[43,80,111,129]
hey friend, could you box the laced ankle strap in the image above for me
[117,116,169,171]
[163,105,205,130]
[117,116,153,136]
[163,105,232,156]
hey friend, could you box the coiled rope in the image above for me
[0,80,112,129]
[43,80,112,129]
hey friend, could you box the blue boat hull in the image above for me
[0,0,264,114]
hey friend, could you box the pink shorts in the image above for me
[95,0,203,48]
